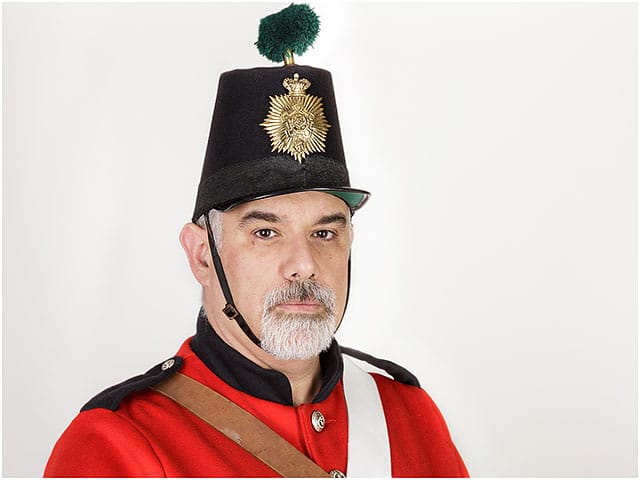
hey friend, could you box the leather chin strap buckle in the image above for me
[222,303,239,320]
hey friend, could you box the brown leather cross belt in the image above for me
[151,373,333,478]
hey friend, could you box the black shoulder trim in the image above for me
[340,346,421,388]
[81,356,184,412]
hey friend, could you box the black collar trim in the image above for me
[190,308,343,406]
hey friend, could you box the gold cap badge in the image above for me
[261,73,330,162]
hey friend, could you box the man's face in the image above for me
[214,191,353,359]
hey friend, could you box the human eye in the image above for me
[313,229,336,240]
[254,228,278,239]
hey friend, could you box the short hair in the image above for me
[195,209,224,252]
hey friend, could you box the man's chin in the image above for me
[263,340,333,361]
[260,311,336,361]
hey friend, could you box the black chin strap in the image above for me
[204,213,262,347]
[334,256,351,333]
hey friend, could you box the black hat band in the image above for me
[193,154,351,220]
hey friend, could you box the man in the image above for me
[45,4,467,477]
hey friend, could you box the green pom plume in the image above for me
[256,3,320,63]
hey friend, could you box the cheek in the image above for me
[322,251,350,307]
[220,247,274,316]
[222,239,350,307]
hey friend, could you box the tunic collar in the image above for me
[190,307,343,406]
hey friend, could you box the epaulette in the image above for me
[81,356,184,412]
[340,346,421,388]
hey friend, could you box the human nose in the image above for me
[282,237,319,281]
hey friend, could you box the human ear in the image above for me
[179,223,212,287]
[349,221,355,246]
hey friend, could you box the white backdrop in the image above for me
[3,2,637,477]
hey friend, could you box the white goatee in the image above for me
[260,280,336,360]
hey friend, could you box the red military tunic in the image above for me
[45,312,468,477]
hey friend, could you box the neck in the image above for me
[236,342,324,407]
[266,356,323,406]
[207,309,324,406]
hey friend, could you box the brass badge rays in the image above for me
[261,73,330,162]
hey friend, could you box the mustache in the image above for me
[263,279,336,314]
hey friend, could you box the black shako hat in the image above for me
[191,7,369,222]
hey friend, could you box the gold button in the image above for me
[311,410,325,432]
[329,469,345,478]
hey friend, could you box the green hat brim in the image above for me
[221,187,370,213]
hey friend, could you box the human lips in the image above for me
[263,279,336,316]
[274,300,323,312]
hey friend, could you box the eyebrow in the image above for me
[238,211,282,227]
[316,213,349,228]
[237,210,349,228]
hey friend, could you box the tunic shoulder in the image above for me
[340,346,468,477]
[81,356,183,412]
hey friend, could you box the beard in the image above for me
[260,279,337,361]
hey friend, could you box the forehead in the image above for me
[225,191,351,221]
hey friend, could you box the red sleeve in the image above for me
[44,409,166,477]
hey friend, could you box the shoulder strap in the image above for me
[342,357,392,477]
[341,346,420,387]
[151,373,330,478]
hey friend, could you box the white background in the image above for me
[3,2,637,477]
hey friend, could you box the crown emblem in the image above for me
[282,74,311,96]
[261,73,330,162]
